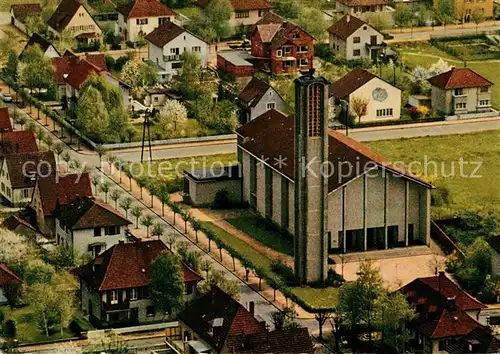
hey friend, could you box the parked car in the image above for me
[2,93,12,103]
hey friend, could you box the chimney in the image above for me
[438,271,445,294]
[16,143,19,153]
[346,14,350,23]
[249,301,255,315]
[446,296,457,311]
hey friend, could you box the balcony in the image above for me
[163,54,182,62]
[102,300,130,312]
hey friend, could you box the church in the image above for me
[235,70,432,283]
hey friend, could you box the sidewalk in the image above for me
[387,20,500,34]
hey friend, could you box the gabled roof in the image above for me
[1,215,37,233]
[0,264,21,286]
[255,11,283,25]
[10,3,42,23]
[427,68,493,89]
[82,54,107,71]
[4,151,55,189]
[76,239,202,291]
[329,68,377,99]
[64,58,103,89]
[238,77,279,107]
[0,107,13,132]
[52,55,106,86]
[22,33,60,57]
[198,0,272,10]
[327,15,376,40]
[446,327,500,354]
[252,12,314,48]
[54,196,131,230]
[178,287,267,352]
[226,328,314,353]
[236,109,430,192]
[37,173,92,216]
[336,0,387,6]
[48,0,86,32]
[117,0,176,19]
[145,22,189,48]
[0,131,38,156]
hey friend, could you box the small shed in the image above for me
[217,51,254,79]
[183,165,242,207]
[408,94,431,108]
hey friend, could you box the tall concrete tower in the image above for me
[294,69,329,284]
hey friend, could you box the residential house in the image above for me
[329,68,401,122]
[177,287,314,354]
[236,107,431,253]
[445,327,500,354]
[30,172,92,236]
[0,264,21,306]
[75,239,202,327]
[427,67,493,116]
[144,88,170,108]
[251,12,314,75]
[197,0,272,30]
[48,0,102,43]
[0,131,38,156]
[2,215,38,240]
[217,51,255,79]
[145,22,208,82]
[0,108,13,132]
[400,272,492,353]
[434,0,493,23]
[327,15,385,61]
[54,196,132,256]
[0,151,56,206]
[117,0,178,42]
[10,3,42,34]
[20,33,61,59]
[237,77,287,123]
[334,0,388,14]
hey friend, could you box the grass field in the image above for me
[367,131,500,220]
[291,286,339,309]
[226,216,294,256]
[130,118,217,141]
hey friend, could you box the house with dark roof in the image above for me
[0,131,38,156]
[2,215,37,240]
[427,67,494,116]
[30,172,92,236]
[330,68,401,122]
[54,196,132,256]
[117,0,178,42]
[47,0,102,42]
[334,0,388,15]
[327,15,385,61]
[237,77,287,123]
[400,272,492,353]
[177,287,314,354]
[0,151,55,206]
[198,0,272,29]
[76,239,202,327]
[0,264,21,306]
[20,33,60,59]
[0,107,13,133]
[10,3,42,34]
[251,12,314,75]
[145,22,208,82]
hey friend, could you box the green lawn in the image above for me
[130,118,217,142]
[1,306,74,344]
[175,7,199,19]
[226,216,294,256]
[367,131,500,220]
[0,0,39,11]
[291,286,339,309]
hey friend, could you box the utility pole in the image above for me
[140,108,153,163]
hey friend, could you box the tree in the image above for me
[0,36,17,63]
[314,310,334,340]
[136,176,147,200]
[179,248,201,273]
[121,59,157,99]
[151,223,165,239]
[20,45,54,93]
[191,219,201,243]
[95,144,107,165]
[0,228,30,264]
[107,155,117,173]
[43,135,54,150]
[109,189,122,209]
[4,283,22,309]
[157,99,188,138]
[3,51,19,85]
[141,214,154,237]
[157,184,170,216]
[393,4,415,28]
[363,13,391,31]
[54,29,76,54]
[61,151,71,170]
[175,52,202,99]
[296,8,328,41]
[24,15,44,35]
[271,0,301,18]
[3,319,16,339]
[119,196,133,219]
[271,307,299,331]
[200,259,212,278]
[190,0,233,42]
[350,96,370,124]
[26,283,59,336]
[171,203,182,226]
[130,205,143,228]
[456,238,493,295]
[76,86,110,142]
[100,181,111,203]
[434,0,454,26]
[182,212,191,234]
[471,8,484,32]
[149,253,185,315]
[198,270,240,300]
[24,259,56,285]
[53,143,65,163]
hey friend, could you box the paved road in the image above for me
[388,23,500,42]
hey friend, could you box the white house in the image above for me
[334,0,388,15]
[117,0,178,42]
[10,3,42,34]
[20,33,61,59]
[54,196,132,256]
[237,77,287,123]
[327,15,385,61]
[145,22,209,82]
[329,68,401,123]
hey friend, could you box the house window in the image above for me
[297,45,308,52]
[283,46,292,54]
[191,46,201,52]
[136,18,148,25]
[276,49,282,57]
[23,189,29,198]
[158,17,170,25]
[363,25,367,30]
[153,96,159,103]
[299,58,308,66]
[292,33,299,39]
[235,10,249,18]
[110,291,118,305]
[267,102,275,109]
[170,48,179,54]
[94,227,102,237]
[146,305,155,317]
[455,102,467,109]
[353,49,361,56]
[454,88,464,96]
[172,62,182,69]
[1,182,5,193]
[130,288,138,300]
[105,226,119,235]
[353,36,361,43]
[480,86,489,93]
[186,282,194,295]
[479,99,490,106]
[376,108,393,117]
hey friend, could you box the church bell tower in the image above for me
[294,69,329,283]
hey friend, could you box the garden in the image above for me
[430,34,500,61]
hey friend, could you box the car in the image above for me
[2,93,12,103]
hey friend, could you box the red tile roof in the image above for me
[0,264,21,286]
[329,68,377,99]
[52,55,106,86]
[77,239,202,291]
[82,54,107,71]
[228,328,314,353]
[238,77,276,107]
[199,0,272,10]
[236,109,431,192]
[145,22,187,48]
[0,107,13,132]
[428,68,493,89]
[431,309,481,338]
[117,0,176,19]
[10,3,42,23]
[37,173,93,216]
[327,15,375,40]
[4,151,56,189]
[336,0,387,6]
[64,59,103,89]
[0,131,38,156]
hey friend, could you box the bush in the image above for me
[270,259,299,285]
[211,189,232,209]
[431,186,451,207]
[3,319,16,339]
[310,269,345,288]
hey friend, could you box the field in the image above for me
[129,118,217,142]
[367,131,500,220]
